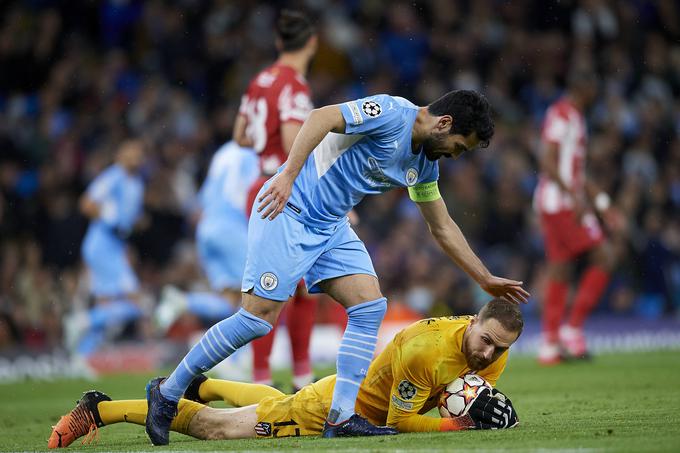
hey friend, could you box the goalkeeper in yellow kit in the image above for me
[48,298,521,447]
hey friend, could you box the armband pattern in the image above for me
[408,181,441,202]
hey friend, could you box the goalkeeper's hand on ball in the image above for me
[467,388,519,429]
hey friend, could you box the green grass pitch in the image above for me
[2,350,679,452]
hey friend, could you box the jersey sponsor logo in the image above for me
[391,394,414,410]
[397,379,417,400]
[405,167,418,186]
[347,101,363,125]
[254,421,272,436]
[260,272,278,291]
[362,100,382,117]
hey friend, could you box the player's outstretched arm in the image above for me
[415,197,529,304]
[257,105,345,220]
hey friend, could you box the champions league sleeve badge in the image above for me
[397,380,417,400]
[362,100,382,118]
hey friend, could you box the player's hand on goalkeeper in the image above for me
[258,170,296,220]
[467,388,519,429]
[480,275,530,304]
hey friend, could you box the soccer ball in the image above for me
[438,373,492,418]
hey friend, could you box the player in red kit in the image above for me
[234,10,319,389]
[533,70,622,365]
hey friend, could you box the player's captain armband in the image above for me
[408,181,441,202]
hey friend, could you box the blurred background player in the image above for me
[235,9,320,390]
[534,70,622,365]
[155,140,259,333]
[72,139,146,356]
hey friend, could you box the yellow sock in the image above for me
[98,400,146,426]
[199,378,285,406]
[97,399,204,435]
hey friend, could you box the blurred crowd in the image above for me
[1,0,679,353]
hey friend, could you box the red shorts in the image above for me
[540,210,604,263]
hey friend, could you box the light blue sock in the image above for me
[78,299,142,355]
[186,292,235,321]
[160,308,272,402]
[328,297,387,423]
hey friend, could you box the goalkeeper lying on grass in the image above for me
[49,298,520,447]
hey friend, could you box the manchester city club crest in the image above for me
[260,272,278,291]
[362,100,382,117]
[406,167,418,186]
[397,380,417,400]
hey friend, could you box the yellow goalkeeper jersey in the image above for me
[353,315,507,432]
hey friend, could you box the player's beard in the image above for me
[421,133,449,161]
[463,336,491,371]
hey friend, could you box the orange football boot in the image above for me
[48,391,110,448]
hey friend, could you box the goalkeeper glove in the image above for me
[467,388,519,429]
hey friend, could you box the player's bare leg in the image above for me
[50,393,259,448]
[317,274,397,437]
[187,405,259,440]
[241,291,287,325]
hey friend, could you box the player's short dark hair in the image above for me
[427,90,494,149]
[276,9,315,52]
[478,298,524,337]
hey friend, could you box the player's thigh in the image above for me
[188,406,258,440]
[307,223,382,307]
[242,210,325,302]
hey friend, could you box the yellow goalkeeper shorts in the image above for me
[254,376,335,437]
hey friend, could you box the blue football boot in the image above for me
[322,414,398,437]
[145,377,178,446]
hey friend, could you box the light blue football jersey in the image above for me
[82,164,144,297]
[85,164,144,236]
[198,140,260,225]
[282,94,439,228]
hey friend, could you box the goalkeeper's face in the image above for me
[463,318,519,371]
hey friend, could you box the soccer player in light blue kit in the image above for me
[77,140,145,356]
[156,141,259,329]
[146,90,530,443]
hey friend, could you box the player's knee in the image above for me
[242,293,284,325]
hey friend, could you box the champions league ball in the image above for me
[438,373,492,418]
